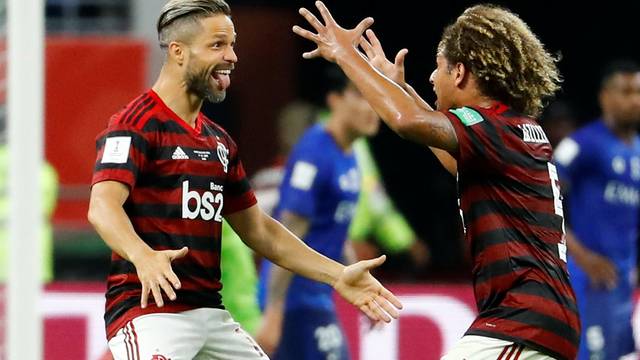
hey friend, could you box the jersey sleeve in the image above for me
[553,135,587,188]
[445,106,503,170]
[91,124,150,189]
[276,142,328,219]
[223,139,257,216]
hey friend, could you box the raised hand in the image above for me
[132,246,189,308]
[334,255,402,322]
[359,29,408,85]
[292,1,374,63]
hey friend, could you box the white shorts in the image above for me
[108,308,268,360]
[441,335,556,360]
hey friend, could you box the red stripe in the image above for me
[505,343,518,359]
[123,323,133,360]
[496,344,511,360]
[512,344,525,360]
[130,322,140,360]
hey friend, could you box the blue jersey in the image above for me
[555,120,640,272]
[259,124,360,312]
[554,120,640,359]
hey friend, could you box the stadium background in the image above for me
[1,0,639,358]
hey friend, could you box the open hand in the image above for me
[293,1,374,63]
[132,246,189,308]
[334,255,402,322]
[358,29,408,85]
[576,250,618,290]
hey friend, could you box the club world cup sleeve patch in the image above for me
[449,107,485,126]
[101,136,132,164]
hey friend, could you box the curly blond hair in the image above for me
[438,4,561,117]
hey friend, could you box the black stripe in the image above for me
[476,255,570,296]
[226,178,251,196]
[478,305,579,346]
[472,228,556,257]
[510,280,578,315]
[123,97,153,125]
[140,232,216,252]
[500,146,550,171]
[124,203,183,219]
[141,118,188,134]
[467,200,562,232]
[110,260,220,281]
[490,174,554,199]
[105,297,140,331]
[130,99,157,127]
[94,161,140,178]
[135,174,226,189]
[119,94,149,125]
[109,260,135,276]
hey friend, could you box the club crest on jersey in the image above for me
[151,355,171,360]
[217,142,229,173]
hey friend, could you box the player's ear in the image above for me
[168,41,186,66]
[453,62,467,88]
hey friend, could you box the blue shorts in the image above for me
[572,272,636,360]
[274,309,350,360]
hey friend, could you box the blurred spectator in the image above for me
[554,59,640,359]
[257,67,380,358]
[0,142,59,283]
[219,100,318,336]
[348,136,430,271]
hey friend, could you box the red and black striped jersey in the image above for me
[91,90,256,339]
[446,104,580,360]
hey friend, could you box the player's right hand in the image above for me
[577,249,618,290]
[131,246,189,308]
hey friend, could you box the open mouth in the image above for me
[211,69,232,90]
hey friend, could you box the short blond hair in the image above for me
[157,0,231,49]
[438,4,561,117]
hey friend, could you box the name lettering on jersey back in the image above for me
[182,180,224,221]
[604,180,640,206]
[518,124,549,144]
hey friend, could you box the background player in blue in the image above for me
[256,67,380,359]
[554,60,640,359]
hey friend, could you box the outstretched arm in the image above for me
[358,29,457,175]
[293,1,458,153]
[226,204,402,322]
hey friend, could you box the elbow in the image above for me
[393,115,416,139]
[87,198,101,228]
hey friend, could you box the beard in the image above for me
[185,65,226,103]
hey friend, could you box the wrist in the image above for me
[127,244,153,264]
[330,263,346,288]
[335,46,362,68]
